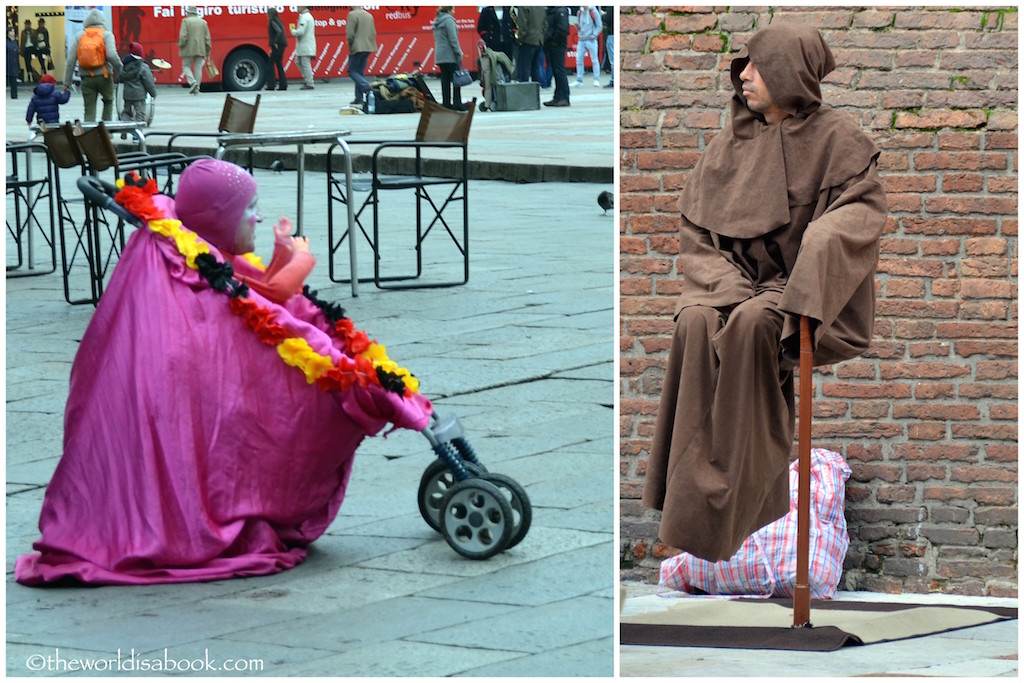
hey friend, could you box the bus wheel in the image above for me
[222,48,267,92]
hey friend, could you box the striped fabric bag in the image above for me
[659,448,852,599]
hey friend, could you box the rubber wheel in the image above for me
[480,473,531,549]
[439,479,514,560]
[417,458,485,532]
[221,47,268,92]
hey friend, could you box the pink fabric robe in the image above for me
[16,218,432,586]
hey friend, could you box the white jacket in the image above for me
[291,10,316,57]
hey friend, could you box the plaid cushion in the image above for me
[659,448,852,599]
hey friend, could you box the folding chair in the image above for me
[72,122,201,302]
[151,94,261,175]
[326,98,475,289]
[41,122,97,305]
[6,141,56,278]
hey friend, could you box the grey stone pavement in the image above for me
[5,77,616,676]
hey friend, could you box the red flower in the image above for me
[230,297,291,346]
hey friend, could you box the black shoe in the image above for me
[278,85,288,90]
[543,99,569,107]
[301,84,314,90]
[349,98,363,105]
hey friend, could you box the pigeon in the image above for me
[598,190,613,214]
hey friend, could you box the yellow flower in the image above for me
[149,219,209,269]
[277,338,334,384]
[240,252,266,271]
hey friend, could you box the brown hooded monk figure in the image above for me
[642,23,888,562]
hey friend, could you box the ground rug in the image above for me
[620,597,1017,652]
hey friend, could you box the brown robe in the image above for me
[642,23,889,562]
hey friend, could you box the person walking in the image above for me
[7,26,20,99]
[291,6,316,90]
[266,8,287,90]
[20,19,36,83]
[542,6,570,107]
[32,19,51,76]
[513,5,545,84]
[63,9,122,122]
[572,5,602,87]
[26,73,71,126]
[432,6,464,110]
[118,41,156,121]
[345,6,375,105]
[178,6,211,95]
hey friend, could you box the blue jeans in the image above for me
[575,38,600,82]
[348,51,370,100]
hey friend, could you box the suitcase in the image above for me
[493,82,540,111]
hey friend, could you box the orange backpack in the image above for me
[77,27,107,76]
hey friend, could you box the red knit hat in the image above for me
[40,74,56,85]
[129,41,143,57]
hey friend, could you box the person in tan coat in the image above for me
[178,6,211,94]
[345,6,376,105]
[642,22,888,563]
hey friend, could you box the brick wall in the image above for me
[619,6,1017,596]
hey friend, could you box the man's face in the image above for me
[739,59,789,124]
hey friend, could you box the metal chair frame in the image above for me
[326,99,474,290]
[6,141,56,278]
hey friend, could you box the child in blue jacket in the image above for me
[26,73,70,126]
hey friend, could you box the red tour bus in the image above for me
[111,6,597,91]
[113,6,481,91]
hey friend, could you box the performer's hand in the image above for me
[274,217,293,240]
[290,236,310,253]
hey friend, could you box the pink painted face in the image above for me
[234,194,263,254]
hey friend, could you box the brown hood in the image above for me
[731,22,835,123]
[678,22,879,239]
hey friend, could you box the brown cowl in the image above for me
[678,22,880,238]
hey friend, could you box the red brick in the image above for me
[895,109,986,130]
[664,13,718,33]
[924,195,1017,215]
[914,152,1011,171]
[942,174,984,192]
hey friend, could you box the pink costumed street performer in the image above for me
[16,159,433,585]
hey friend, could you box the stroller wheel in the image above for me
[439,479,514,560]
[479,101,488,112]
[418,458,485,532]
[479,473,532,549]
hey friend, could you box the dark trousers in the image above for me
[515,44,541,83]
[545,45,568,103]
[348,51,370,101]
[21,50,36,80]
[7,74,17,98]
[437,62,462,108]
[269,45,286,88]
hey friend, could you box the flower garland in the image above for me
[114,173,420,398]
